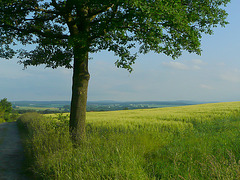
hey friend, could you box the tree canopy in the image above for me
[0,0,230,141]
[0,0,230,71]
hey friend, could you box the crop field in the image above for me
[18,102,240,179]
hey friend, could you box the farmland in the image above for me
[12,100,198,113]
[18,101,240,179]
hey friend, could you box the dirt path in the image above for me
[0,122,29,180]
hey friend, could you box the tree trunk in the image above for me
[69,46,90,143]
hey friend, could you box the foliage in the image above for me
[0,0,230,71]
[18,102,240,179]
[0,98,12,113]
[0,107,5,123]
[0,98,17,122]
[17,112,46,132]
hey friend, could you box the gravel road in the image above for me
[0,122,29,180]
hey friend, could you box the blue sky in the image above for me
[0,1,240,102]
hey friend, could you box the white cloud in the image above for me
[217,62,226,66]
[162,61,189,70]
[190,59,207,70]
[200,84,214,90]
[193,65,201,70]
[220,69,240,83]
[192,59,206,65]
[162,59,206,71]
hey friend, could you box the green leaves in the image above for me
[0,98,12,114]
[0,0,230,71]
[0,98,14,122]
[88,0,230,71]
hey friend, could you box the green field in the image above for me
[18,102,240,179]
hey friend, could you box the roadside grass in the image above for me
[17,102,240,179]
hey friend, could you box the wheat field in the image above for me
[18,101,240,179]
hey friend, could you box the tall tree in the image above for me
[0,0,230,143]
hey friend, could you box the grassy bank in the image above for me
[18,102,240,179]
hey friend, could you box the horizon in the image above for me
[10,99,226,104]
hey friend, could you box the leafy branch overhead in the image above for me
[0,0,230,72]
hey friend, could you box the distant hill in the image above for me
[11,100,204,107]
[11,101,70,108]
[11,100,207,113]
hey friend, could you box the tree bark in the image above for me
[69,46,90,143]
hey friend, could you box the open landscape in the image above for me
[16,101,240,179]
[1,1,239,179]
[11,100,200,113]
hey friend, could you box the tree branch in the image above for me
[89,4,119,41]
[51,0,62,12]
[0,23,69,40]
[88,4,115,21]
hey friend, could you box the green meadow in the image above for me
[18,102,240,179]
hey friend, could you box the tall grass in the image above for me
[18,102,240,179]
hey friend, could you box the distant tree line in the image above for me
[15,109,68,114]
[13,104,70,114]
[9,101,195,115]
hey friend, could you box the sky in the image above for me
[0,1,240,102]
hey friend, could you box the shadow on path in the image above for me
[0,122,29,180]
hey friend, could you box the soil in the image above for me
[0,122,29,180]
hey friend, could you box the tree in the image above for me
[0,98,13,121]
[0,0,230,143]
[0,98,12,113]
